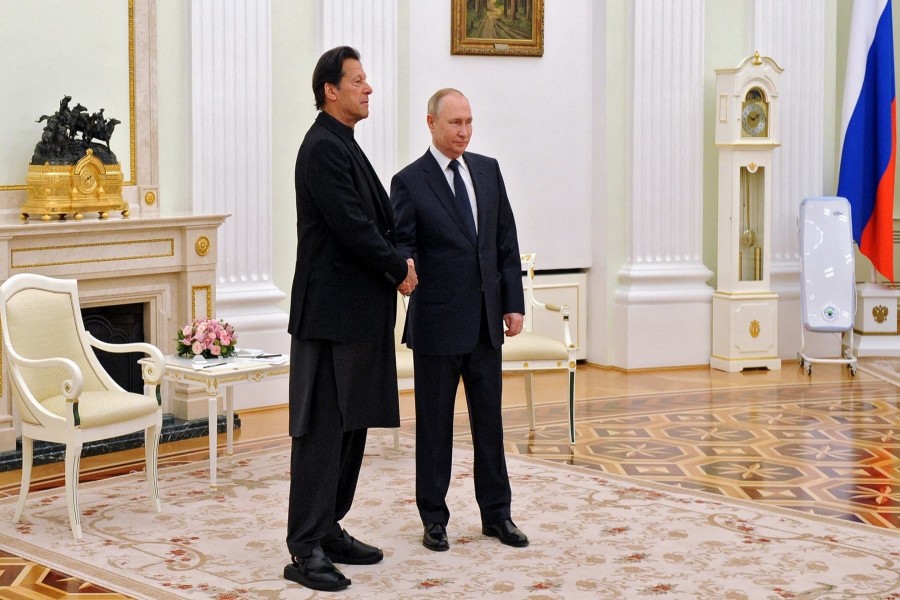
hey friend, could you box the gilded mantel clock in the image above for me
[710,52,783,372]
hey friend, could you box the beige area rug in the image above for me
[1,433,899,600]
[859,357,900,387]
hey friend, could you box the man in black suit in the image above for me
[391,88,528,553]
[284,46,417,592]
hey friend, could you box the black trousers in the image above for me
[286,339,368,558]
[413,306,512,527]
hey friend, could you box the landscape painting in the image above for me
[451,0,544,56]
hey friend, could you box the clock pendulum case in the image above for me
[710,52,783,372]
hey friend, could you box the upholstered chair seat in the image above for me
[502,331,570,362]
[36,391,160,428]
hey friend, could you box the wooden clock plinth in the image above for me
[711,291,781,372]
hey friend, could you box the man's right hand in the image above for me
[397,258,417,296]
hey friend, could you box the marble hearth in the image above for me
[0,213,228,454]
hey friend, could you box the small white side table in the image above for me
[155,356,290,488]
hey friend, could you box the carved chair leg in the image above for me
[567,367,576,446]
[524,372,535,431]
[145,416,162,513]
[65,442,84,540]
[14,437,33,523]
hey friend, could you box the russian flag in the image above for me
[837,0,896,282]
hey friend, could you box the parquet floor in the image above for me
[0,361,897,598]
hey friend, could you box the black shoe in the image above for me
[482,519,529,547]
[284,547,351,592]
[422,522,449,551]
[321,529,384,565]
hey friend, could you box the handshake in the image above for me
[397,258,418,297]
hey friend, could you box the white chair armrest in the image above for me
[5,345,84,402]
[87,333,166,385]
[560,305,573,350]
[5,347,85,427]
[529,296,574,352]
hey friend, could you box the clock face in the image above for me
[76,164,100,194]
[741,102,767,137]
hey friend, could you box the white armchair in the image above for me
[502,254,577,445]
[0,273,165,539]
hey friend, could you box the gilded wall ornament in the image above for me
[195,236,211,257]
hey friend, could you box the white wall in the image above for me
[157,1,191,214]
[404,1,595,271]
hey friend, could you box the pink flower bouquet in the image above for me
[175,318,237,359]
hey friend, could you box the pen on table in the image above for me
[253,354,282,358]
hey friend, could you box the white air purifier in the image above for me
[797,196,857,375]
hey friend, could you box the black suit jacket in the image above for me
[288,111,408,434]
[391,149,524,355]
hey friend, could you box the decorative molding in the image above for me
[10,238,174,269]
[127,0,136,186]
[191,284,213,320]
[195,236,210,257]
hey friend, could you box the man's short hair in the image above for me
[312,46,361,110]
[427,88,464,117]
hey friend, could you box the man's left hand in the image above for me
[504,313,524,337]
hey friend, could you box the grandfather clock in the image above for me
[711,52,783,372]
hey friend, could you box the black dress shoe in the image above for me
[422,522,449,551]
[321,529,384,565]
[482,519,529,547]
[284,546,350,592]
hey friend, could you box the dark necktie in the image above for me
[448,159,477,241]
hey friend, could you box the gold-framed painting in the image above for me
[451,0,544,57]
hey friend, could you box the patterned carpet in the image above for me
[0,366,898,597]
[1,432,898,599]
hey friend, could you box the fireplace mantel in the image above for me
[0,212,228,452]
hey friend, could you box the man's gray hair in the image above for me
[427,88,464,117]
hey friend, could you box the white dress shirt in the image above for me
[429,145,478,233]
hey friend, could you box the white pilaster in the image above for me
[751,0,833,359]
[611,0,713,369]
[191,0,289,409]
[320,0,399,185]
